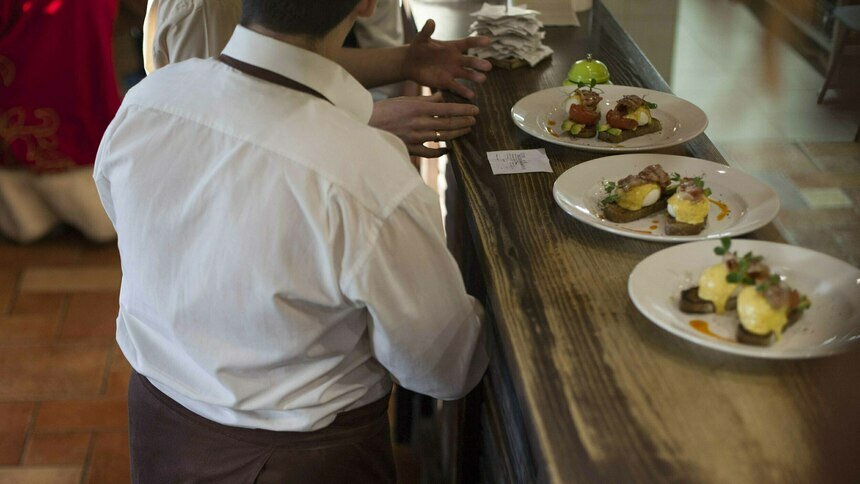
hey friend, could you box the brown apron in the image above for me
[128,371,395,483]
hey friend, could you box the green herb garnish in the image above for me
[714,237,731,255]
[690,175,713,197]
[755,274,782,293]
[575,78,598,90]
[725,251,763,285]
[646,101,658,109]
[600,180,618,205]
[668,173,712,197]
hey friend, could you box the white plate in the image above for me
[511,85,708,152]
[628,240,860,358]
[553,154,780,243]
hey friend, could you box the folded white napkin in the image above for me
[468,3,554,67]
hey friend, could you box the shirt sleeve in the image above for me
[343,184,488,400]
[151,0,242,71]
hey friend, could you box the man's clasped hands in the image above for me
[355,20,492,157]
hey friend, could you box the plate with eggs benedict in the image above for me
[511,85,708,152]
[628,239,860,358]
[553,154,780,242]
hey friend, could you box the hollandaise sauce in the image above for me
[667,193,709,224]
[737,286,788,339]
[617,183,660,211]
[697,263,738,314]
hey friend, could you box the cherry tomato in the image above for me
[568,104,599,125]
[606,109,638,130]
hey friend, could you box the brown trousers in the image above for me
[127,371,395,483]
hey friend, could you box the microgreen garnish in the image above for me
[646,101,658,109]
[600,179,618,205]
[668,173,711,197]
[690,175,713,197]
[575,78,599,90]
[796,295,812,312]
[714,237,731,256]
[755,274,782,293]
[725,251,763,285]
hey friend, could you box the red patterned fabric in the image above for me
[0,0,120,173]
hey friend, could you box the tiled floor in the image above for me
[2,1,858,483]
[0,233,130,483]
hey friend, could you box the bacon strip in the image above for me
[617,164,670,191]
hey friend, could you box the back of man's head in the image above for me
[241,0,361,38]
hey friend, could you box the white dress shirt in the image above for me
[95,26,488,431]
[143,0,404,74]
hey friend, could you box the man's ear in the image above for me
[354,0,378,18]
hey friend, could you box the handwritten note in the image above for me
[487,149,552,175]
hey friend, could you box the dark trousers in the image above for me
[127,371,395,484]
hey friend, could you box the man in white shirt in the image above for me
[95,0,488,481]
[142,0,491,158]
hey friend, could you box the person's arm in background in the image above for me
[343,183,489,399]
[348,19,494,157]
[143,0,241,74]
[336,20,492,99]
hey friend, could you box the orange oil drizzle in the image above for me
[548,120,556,126]
[649,225,658,230]
[546,125,560,137]
[708,198,731,221]
[689,320,734,342]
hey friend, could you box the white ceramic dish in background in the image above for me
[628,239,860,359]
[510,85,708,152]
[552,154,780,243]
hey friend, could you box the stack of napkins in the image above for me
[468,3,554,68]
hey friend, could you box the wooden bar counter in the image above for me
[410,1,860,482]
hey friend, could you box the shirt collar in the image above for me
[221,25,373,124]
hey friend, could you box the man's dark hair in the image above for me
[241,0,361,37]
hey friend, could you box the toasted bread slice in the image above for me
[665,214,707,235]
[679,286,737,314]
[598,118,663,144]
[572,124,597,138]
[603,198,668,223]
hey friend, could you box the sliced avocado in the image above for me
[598,123,610,132]
[570,123,585,135]
[606,128,622,136]
[561,120,575,132]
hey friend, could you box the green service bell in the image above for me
[563,53,610,86]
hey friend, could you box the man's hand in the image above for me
[402,20,493,99]
[370,92,478,158]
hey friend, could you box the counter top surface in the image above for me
[411,1,860,482]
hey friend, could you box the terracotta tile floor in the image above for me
[0,232,129,483]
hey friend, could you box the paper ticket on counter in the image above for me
[487,149,552,175]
